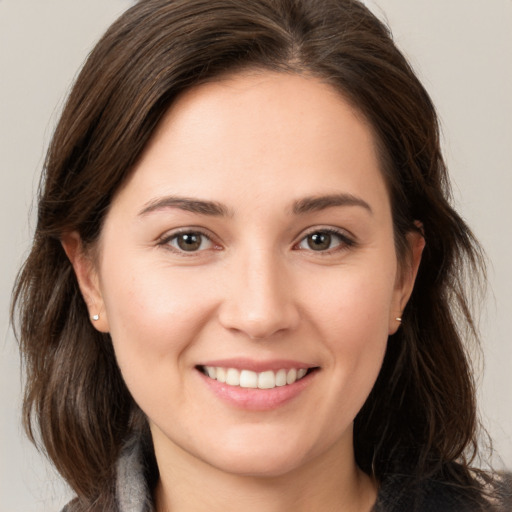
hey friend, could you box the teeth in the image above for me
[286,368,297,385]
[240,370,258,388]
[226,368,240,386]
[202,366,311,389]
[216,367,226,383]
[258,370,275,389]
[275,369,287,387]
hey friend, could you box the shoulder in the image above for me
[491,472,512,511]
[374,466,512,512]
[59,434,154,512]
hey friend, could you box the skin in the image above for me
[63,71,424,512]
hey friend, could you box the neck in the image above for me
[152,430,377,512]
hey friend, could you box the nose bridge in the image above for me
[219,245,299,339]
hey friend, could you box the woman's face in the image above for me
[73,71,422,477]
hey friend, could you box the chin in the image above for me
[193,425,334,479]
[203,448,309,479]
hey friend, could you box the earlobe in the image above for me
[61,232,109,333]
[389,228,425,335]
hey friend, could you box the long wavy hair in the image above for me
[12,0,490,509]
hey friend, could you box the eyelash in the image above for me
[157,228,219,255]
[157,227,356,255]
[294,228,356,254]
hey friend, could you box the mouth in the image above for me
[196,365,318,390]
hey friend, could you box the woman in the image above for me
[11,0,510,510]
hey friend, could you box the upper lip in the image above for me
[196,358,318,373]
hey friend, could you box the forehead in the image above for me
[114,71,389,216]
[151,70,375,160]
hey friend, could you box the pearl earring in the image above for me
[92,314,100,321]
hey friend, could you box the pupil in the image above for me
[308,232,331,251]
[178,233,201,251]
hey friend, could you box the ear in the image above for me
[61,232,110,333]
[388,227,425,335]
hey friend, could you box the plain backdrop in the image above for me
[1,1,510,510]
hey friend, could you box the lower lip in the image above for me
[198,370,317,411]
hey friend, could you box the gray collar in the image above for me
[116,435,154,512]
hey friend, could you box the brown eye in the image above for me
[177,233,202,251]
[307,232,332,251]
[297,229,353,253]
[167,232,213,252]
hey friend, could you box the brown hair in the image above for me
[12,0,490,509]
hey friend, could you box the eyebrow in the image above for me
[138,196,232,217]
[138,192,372,218]
[292,193,373,215]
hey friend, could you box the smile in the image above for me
[198,366,313,389]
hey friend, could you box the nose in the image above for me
[218,249,300,340]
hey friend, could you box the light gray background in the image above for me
[1,1,510,510]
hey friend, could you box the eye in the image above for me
[162,231,215,253]
[296,229,353,252]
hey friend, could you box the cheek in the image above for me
[308,260,397,341]
[98,257,223,423]
[99,255,217,372]
[303,260,395,401]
